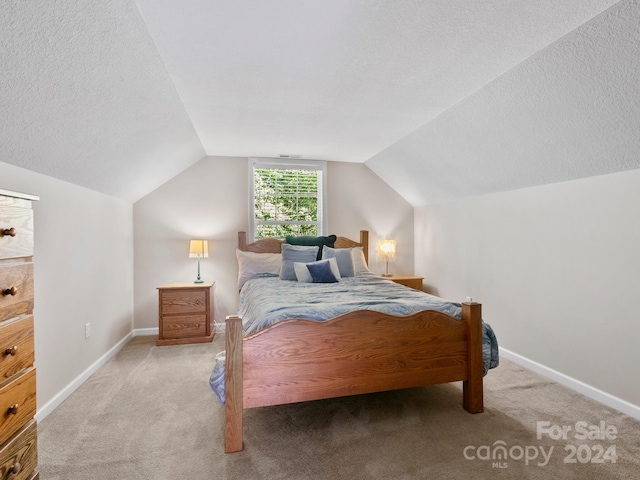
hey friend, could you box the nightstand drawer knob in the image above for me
[4,346,18,356]
[10,462,22,474]
[2,287,18,296]
[1,227,16,237]
[7,404,19,415]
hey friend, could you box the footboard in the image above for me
[225,302,483,453]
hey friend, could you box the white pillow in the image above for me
[294,257,342,283]
[236,249,282,289]
[351,246,370,274]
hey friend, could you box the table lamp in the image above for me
[377,239,396,277]
[189,240,209,283]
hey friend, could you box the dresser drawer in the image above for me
[0,368,36,447]
[0,419,37,480]
[0,205,34,261]
[0,264,34,323]
[0,316,35,382]
[161,290,207,315]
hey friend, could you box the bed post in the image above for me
[359,230,369,263]
[238,232,247,252]
[225,315,244,453]
[462,302,484,413]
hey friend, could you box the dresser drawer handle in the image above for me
[7,404,19,415]
[2,287,18,296]
[10,462,21,474]
[4,346,18,356]
[1,227,16,237]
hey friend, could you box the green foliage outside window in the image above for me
[254,168,320,238]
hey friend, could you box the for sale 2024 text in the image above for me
[537,420,618,464]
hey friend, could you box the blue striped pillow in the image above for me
[280,244,319,281]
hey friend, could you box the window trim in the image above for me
[249,157,328,242]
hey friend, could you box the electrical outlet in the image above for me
[85,323,90,338]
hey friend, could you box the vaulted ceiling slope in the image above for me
[367,0,640,206]
[2,0,205,202]
[2,0,635,204]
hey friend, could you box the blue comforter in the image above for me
[210,273,499,403]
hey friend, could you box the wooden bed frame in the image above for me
[225,231,483,453]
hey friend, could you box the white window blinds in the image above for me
[249,158,327,240]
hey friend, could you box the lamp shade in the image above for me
[189,240,209,258]
[377,239,396,261]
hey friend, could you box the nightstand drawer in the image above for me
[161,290,207,315]
[0,368,36,447]
[0,264,34,323]
[161,314,207,339]
[0,316,35,382]
[0,419,38,480]
[0,205,34,261]
[157,282,214,346]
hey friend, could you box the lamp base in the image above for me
[194,256,204,283]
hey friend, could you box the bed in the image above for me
[212,231,498,453]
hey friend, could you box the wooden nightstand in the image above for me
[386,275,424,290]
[157,282,215,346]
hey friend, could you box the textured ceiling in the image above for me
[2,0,633,203]
[1,0,204,201]
[367,0,640,205]
[134,0,620,162]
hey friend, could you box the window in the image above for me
[250,158,327,241]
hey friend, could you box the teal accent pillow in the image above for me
[285,235,337,260]
[280,244,319,281]
[306,260,339,283]
[321,246,355,277]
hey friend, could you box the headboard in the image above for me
[238,231,369,263]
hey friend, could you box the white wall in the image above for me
[133,157,414,330]
[327,161,414,276]
[133,156,249,330]
[415,168,640,409]
[0,161,133,411]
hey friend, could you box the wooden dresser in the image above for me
[0,189,39,480]
[157,282,215,346]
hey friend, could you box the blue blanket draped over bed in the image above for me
[210,273,499,404]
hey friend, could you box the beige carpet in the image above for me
[38,335,640,479]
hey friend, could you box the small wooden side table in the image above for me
[157,282,215,346]
[386,275,424,290]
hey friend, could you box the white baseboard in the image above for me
[34,326,194,422]
[499,347,640,421]
[135,325,225,335]
[35,331,134,422]
[133,327,159,336]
